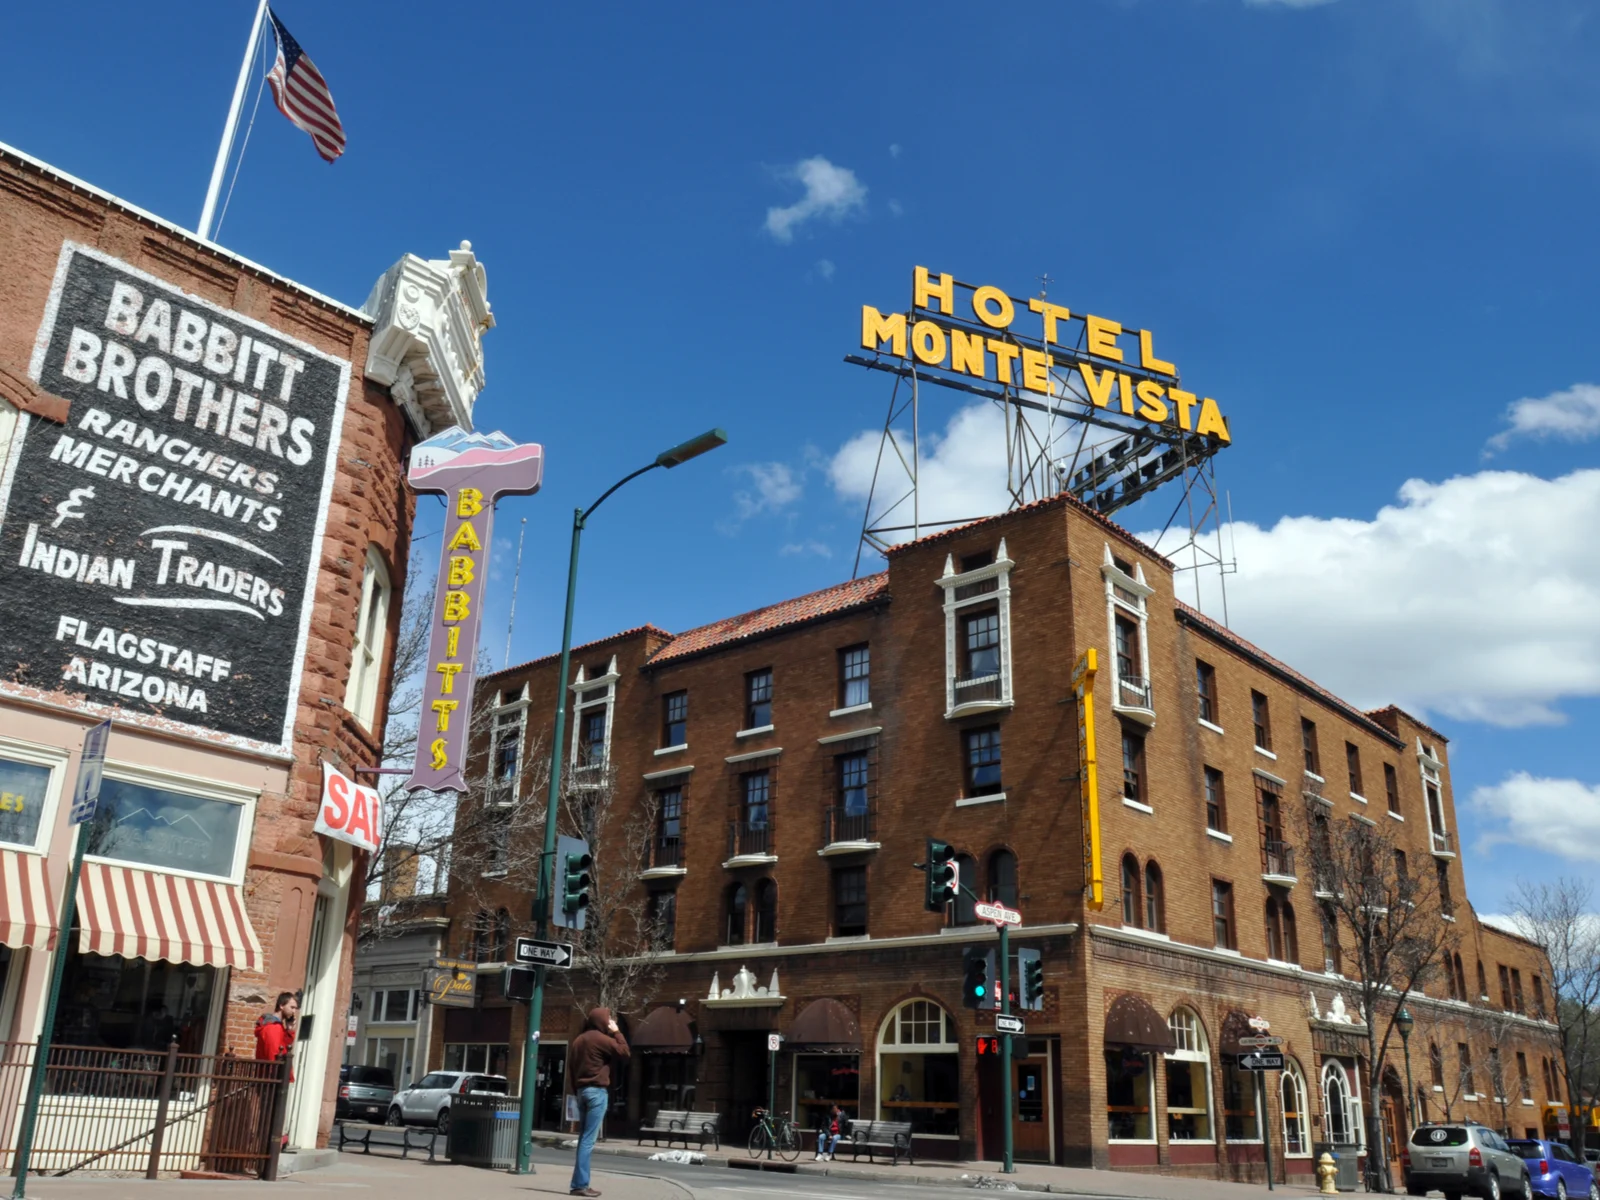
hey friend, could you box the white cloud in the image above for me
[889,143,902,158]
[764,157,867,243]
[731,462,803,522]
[1472,773,1600,862]
[1485,382,1600,454]
[780,540,833,558]
[887,199,904,218]
[815,259,836,281]
[829,399,1600,728]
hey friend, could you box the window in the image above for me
[570,660,615,776]
[1532,974,1546,1017]
[1281,1060,1310,1156]
[745,669,773,729]
[839,645,870,709]
[1477,961,1488,1000]
[1322,1062,1357,1145]
[833,865,867,937]
[1204,767,1226,832]
[1143,861,1165,933]
[734,770,772,857]
[1301,718,1321,776]
[1104,548,1153,715]
[1265,896,1297,963]
[86,774,248,881]
[661,691,687,747]
[1430,1045,1445,1088]
[1106,1046,1154,1141]
[942,543,1014,714]
[1458,1043,1475,1096]
[1212,880,1235,949]
[1115,617,1140,693]
[1393,848,1408,886]
[1436,860,1454,917]
[988,849,1018,910]
[877,999,959,1135]
[1444,953,1461,1001]
[1383,763,1401,815]
[371,988,419,1023]
[1251,691,1272,751]
[725,883,748,946]
[1511,969,1525,1013]
[0,753,57,852]
[1165,1008,1213,1141]
[1346,743,1364,796]
[344,547,391,729]
[645,891,676,949]
[494,725,520,783]
[1196,660,1218,725]
[962,549,996,572]
[1499,964,1513,1009]
[1120,725,1146,805]
[1454,954,1467,1002]
[962,610,1001,682]
[964,726,1003,797]
[1223,1049,1260,1141]
[1121,854,1142,927]
[470,909,492,962]
[51,952,218,1057]
[838,753,870,817]
[651,786,683,869]
[491,909,509,960]
[483,810,510,875]
[950,853,978,926]
[1517,1052,1531,1101]
[754,878,777,943]
[1320,902,1341,974]
[578,709,607,769]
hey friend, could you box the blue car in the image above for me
[1507,1138,1599,1200]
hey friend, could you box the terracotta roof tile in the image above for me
[645,573,889,667]
[1175,601,1404,747]
[487,624,676,681]
[1363,704,1450,745]
[881,491,1175,571]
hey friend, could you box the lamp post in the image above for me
[1396,1006,1416,1129]
[515,429,727,1175]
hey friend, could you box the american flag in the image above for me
[265,9,346,163]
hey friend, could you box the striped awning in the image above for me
[0,850,57,950]
[77,862,263,971]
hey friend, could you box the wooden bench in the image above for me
[334,1121,442,1162]
[636,1108,722,1150]
[839,1119,914,1165]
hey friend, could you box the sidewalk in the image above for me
[531,1131,1334,1199]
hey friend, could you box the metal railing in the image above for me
[1263,840,1297,880]
[1117,674,1152,709]
[727,819,774,859]
[645,832,684,869]
[821,806,875,846]
[953,672,1002,704]
[0,1041,289,1178]
[1430,828,1456,855]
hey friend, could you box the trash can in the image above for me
[449,1094,523,1169]
[1312,1142,1360,1192]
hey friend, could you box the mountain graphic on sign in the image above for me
[407,428,544,491]
[113,807,214,841]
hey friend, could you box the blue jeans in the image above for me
[819,1132,840,1154]
[570,1086,609,1191]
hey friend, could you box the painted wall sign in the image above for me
[315,761,382,853]
[0,243,349,747]
[403,429,543,793]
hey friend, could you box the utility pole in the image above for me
[999,920,1013,1175]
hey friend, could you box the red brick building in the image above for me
[440,424,1557,1183]
[0,141,491,1158]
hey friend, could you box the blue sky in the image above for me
[5,0,1599,914]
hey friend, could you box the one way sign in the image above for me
[514,937,574,969]
[1239,1051,1285,1071]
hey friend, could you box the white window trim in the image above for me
[653,744,687,757]
[0,733,70,855]
[488,686,530,805]
[1281,1061,1312,1158]
[876,999,961,1135]
[569,657,618,776]
[1164,1007,1216,1145]
[1102,545,1155,725]
[939,540,1015,719]
[1321,1060,1365,1150]
[1206,829,1234,844]
[736,724,776,739]
[88,759,259,885]
[1198,718,1225,736]
[1122,798,1154,815]
[1418,737,1450,847]
[1349,792,1369,805]
[343,546,392,730]
[830,703,873,719]
[955,792,1006,808]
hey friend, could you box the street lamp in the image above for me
[1396,1006,1416,1129]
[515,428,727,1175]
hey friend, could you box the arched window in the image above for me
[726,883,748,946]
[1429,1043,1444,1087]
[1454,954,1468,1002]
[987,849,1018,909]
[1281,1059,1310,1156]
[1144,862,1164,933]
[1165,1007,1213,1142]
[754,878,777,943]
[1278,901,1298,962]
[491,908,510,960]
[1121,854,1142,928]
[344,546,392,730]
[951,854,978,926]
[1322,1061,1356,1146]
[1443,951,1459,999]
[1320,903,1341,974]
[877,999,959,1136]
[1266,897,1283,961]
[1477,961,1489,1001]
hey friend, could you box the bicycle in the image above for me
[747,1106,801,1161]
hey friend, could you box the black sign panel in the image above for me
[0,244,349,746]
[1239,1052,1285,1071]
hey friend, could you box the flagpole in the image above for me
[198,0,271,241]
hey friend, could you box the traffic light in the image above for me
[962,945,997,1010]
[975,1035,1001,1056]
[926,838,959,912]
[552,834,592,930]
[502,965,536,1002]
[1017,947,1045,1012]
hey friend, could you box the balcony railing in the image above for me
[953,671,1002,705]
[1262,839,1297,881]
[822,805,876,847]
[727,818,774,860]
[1116,674,1152,709]
[644,832,684,871]
[1430,828,1456,857]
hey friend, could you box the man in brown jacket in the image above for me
[567,1006,629,1197]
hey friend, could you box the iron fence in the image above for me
[1263,840,1298,880]
[0,1041,289,1179]
[821,805,875,846]
[727,819,773,859]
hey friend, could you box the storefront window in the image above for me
[878,999,959,1136]
[443,1042,510,1077]
[642,1055,696,1120]
[53,949,216,1054]
[1322,1060,1359,1146]
[85,777,244,880]
[1106,1047,1153,1140]
[795,1054,860,1128]
[1282,1060,1310,1155]
[1165,1008,1213,1141]
[0,757,51,850]
[1222,1054,1260,1140]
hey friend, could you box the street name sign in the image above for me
[1239,1052,1285,1071]
[514,937,573,969]
[1238,1035,1284,1047]
[995,1013,1026,1036]
[68,719,111,825]
[974,901,1022,926]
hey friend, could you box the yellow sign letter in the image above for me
[1138,330,1176,377]
[860,306,907,356]
[1028,298,1071,344]
[456,487,484,518]
[971,285,1015,330]
[447,555,475,586]
[442,590,471,622]
[1085,315,1124,362]
[914,266,953,314]
[447,521,481,552]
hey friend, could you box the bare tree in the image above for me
[1299,800,1456,1193]
[1511,878,1600,1158]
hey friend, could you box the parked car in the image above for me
[1403,1122,1532,1200]
[1506,1138,1599,1200]
[336,1065,396,1123]
[386,1071,509,1133]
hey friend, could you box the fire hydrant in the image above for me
[1316,1151,1339,1195]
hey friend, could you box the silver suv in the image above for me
[1405,1123,1532,1200]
